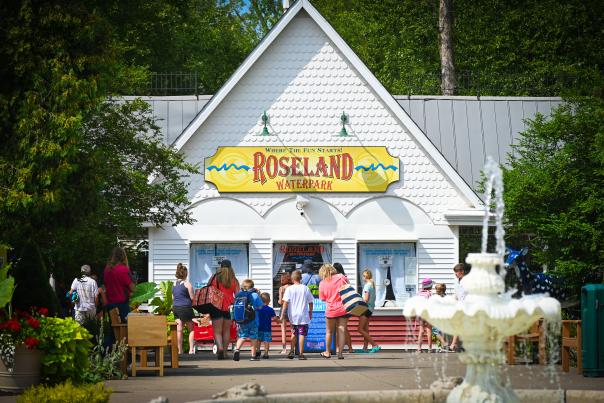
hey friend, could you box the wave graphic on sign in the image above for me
[207,163,250,172]
[354,163,398,172]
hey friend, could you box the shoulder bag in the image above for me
[193,274,225,314]
[339,279,369,316]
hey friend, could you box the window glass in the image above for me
[189,243,249,288]
[358,243,416,308]
[272,243,331,306]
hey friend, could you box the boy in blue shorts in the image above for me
[233,279,264,361]
[257,292,280,359]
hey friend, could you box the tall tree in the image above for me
[503,97,604,303]
[438,0,457,95]
[0,0,197,311]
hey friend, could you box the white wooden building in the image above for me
[144,0,563,345]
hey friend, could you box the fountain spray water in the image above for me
[403,157,561,402]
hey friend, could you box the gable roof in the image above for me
[171,0,483,208]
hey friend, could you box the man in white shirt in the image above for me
[69,264,99,324]
[280,270,314,360]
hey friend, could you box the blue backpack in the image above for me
[232,290,256,324]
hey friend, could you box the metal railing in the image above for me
[146,70,600,97]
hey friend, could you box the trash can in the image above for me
[581,284,604,377]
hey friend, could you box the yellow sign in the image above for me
[205,146,400,192]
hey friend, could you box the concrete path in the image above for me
[103,351,602,403]
[1,351,601,402]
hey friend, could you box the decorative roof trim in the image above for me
[444,209,495,226]
[171,0,482,208]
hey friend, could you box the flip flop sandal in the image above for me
[319,352,331,359]
[337,355,345,360]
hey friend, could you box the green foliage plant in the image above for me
[39,317,93,384]
[150,281,173,316]
[503,97,604,306]
[82,318,127,382]
[0,262,14,316]
[130,281,160,310]
[18,380,111,403]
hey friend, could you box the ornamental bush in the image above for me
[39,317,93,384]
[17,380,111,403]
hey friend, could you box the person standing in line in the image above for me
[280,270,314,360]
[433,283,449,351]
[104,247,135,322]
[278,272,293,354]
[332,262,353,353]
[416,278,434,352]
[449,263,467,351]
[232,279,264,361]
[257,292,279,359]
[172,263,195,355]
[300,259,320,297]
[69,264,98,324]
[318,264,348,359]
[356,269,380,353]
[210,259,239,360]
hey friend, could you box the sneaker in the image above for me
[217,350,224,360]
[233,350,240,361]
[262,353,269,359]
[255,351,261,359]
[250,356,260,361]
[280,348,287,355]
[287,351,295,359]
[298,355,307,360]
[369,346,381,353]
[354,349,369,353]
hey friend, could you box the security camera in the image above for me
[295,195,310,211]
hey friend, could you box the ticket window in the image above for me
[358,243,417,308]
[272,243,332,307]
[189,243,249,289]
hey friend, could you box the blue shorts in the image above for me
[257,330,272,342]
[237,321,258,340]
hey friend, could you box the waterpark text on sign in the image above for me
[204,146,400,193]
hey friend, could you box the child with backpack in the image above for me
[232,279,264,361]
[257,292,280,359]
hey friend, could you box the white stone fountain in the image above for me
[403,157,561,403]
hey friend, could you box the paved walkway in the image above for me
[1,351,601,402]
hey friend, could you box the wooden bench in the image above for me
[506,319,546,365]
[561,320,582,374]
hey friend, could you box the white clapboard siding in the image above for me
[332,239,357,290]
[249,239,273,296]
[150,239,189,283]
[417,237,457,292]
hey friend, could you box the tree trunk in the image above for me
[439,0,457,95]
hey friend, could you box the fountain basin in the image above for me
[403,253,561,402]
